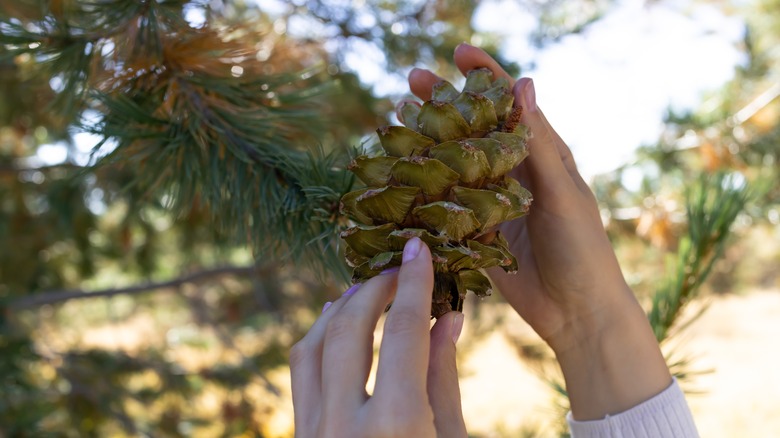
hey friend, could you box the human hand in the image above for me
[405,44,671,420]
[290,237,467,437]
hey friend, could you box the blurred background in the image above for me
[0,0,777,436]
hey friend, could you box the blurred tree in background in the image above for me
[0,1,507,435]
[0,0,776,436]
[514,0,778,434]
[589,0,779,327]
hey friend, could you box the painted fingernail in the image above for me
[451,312,465,344]
[522,79,537,112]
[343,283,361,297]
[322,301,332,313]
[402,237,422,263]
[379,266,400,275]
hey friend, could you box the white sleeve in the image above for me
[567,379,699,438]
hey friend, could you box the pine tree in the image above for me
[3,0,772,435]
[0,0,504,434]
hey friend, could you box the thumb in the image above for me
[427,311,467,437]
[512,78,590,196]
[512,78,574,194]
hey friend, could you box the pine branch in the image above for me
[648,172,751,342]
[0,162,84,173]
[2,1,357,277]
[8,264,267,309]
[528,172,751,431]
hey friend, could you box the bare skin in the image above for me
[407,44,672,420]
[290,238,467,437]
[291,44,674,437]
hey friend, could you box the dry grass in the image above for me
[264,288,780,437]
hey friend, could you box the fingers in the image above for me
[523,89,593,196]
[512,79,597,205]
[374,237,435,399]
[290,295,352,436]
[427,311,467,437]
[409,44,514,102]
[453,43,515,85]
[409,68,442,101]
[320,274,398,418]
[408,43,592,200]
[453,42,593,199]
[511,78,580,200]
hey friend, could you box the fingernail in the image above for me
[322,301,332,313]
[402,237,422,263]
[379,266,400,275]
[343,283,361,296]
[522,79,537,112]
[451,313,464,344]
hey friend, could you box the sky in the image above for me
[44,0,747,183]
[331,0,747,180]
[473,0,746,179]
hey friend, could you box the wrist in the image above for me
[542,281,639,355]
[552,292,672,420]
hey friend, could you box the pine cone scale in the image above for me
[340,69,533,318]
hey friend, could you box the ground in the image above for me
[267,288,780,437]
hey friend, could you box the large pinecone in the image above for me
[340,68,532,318]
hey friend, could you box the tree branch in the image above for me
[0,162,85,174]
[9,265,268,309]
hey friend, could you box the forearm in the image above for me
[553,290,672,421]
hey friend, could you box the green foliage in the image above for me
[0,332,56,435]
[0,0,499,434]
[538,172,751,435]
[516,1,780,433]
[303,0,511,74]
[649,173,752,342]
[1,0,774,435]
[528,0,615,47]
[87,70,353,275]
[0,0,365,274]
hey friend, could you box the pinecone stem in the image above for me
[431,273,462,318]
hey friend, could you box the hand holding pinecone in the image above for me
[340,68,532,318]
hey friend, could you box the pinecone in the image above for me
[340,68,532,318]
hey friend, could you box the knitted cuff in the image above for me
[566,378,699,438]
